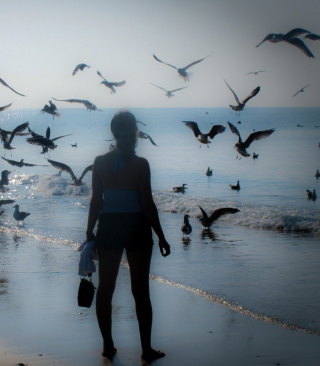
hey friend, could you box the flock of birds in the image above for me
[0,27,319,229]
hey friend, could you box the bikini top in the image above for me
[101,189,142,213]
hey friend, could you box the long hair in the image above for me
[111,110,138,160]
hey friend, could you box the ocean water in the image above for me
[0,107,320,334]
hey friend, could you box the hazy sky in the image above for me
[1,0,320,109]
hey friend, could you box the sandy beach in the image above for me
[1,232,320,366]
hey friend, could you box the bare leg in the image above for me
[126,246,165,362]
[96,247,123,358]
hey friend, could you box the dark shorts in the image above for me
[95,212,154,250]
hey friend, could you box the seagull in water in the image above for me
[292,84,310,97]
[151,83,188,98]
[0,78,25,96]
[198,206,240,229]
[173,184,187,193]
[228,121,275,158]
[2,157,48,169]
[0,103,13,112]
[13,205,30,224]
[252,152,259,159]
[225,80,260,115]
[229,180,240,190]
[315,169,320,179]
[41,100,60,119]
[206,167,213,176]
[97,71,126,94]
[153,52,212,81]
[182,121,226,148]
[181,214,192,236]
[306,189,317,200]
[256,28,314,58]
[47,159,93,186]
[52,98,102,111]
[72,63,91,76]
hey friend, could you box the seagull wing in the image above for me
[0,199,15,206]
[139,131,158,146]
[224,80,240,105]
[72,64,81,75]
[0,103,13,112]
[26,137,53,147]
[79,164,93,181]
[208,125,226,139]
[170,86,188,92]
[0,78,26,97]
[46,127,50,139]
[111,80,126,87]
[227,121,242,143]
[49,100,57,110]
[151,83,167,92]
[97,71,107,81]
[209,208,240,223]
[182,121,202,137]
[240,86,260,105]
[243,129,275,148]
[1,157,18,166]
[8,122,29,145]
[305,33,320,40]
[182,56,207,70]
[153,54,178,70]
[198,206,208,220]
[285,28,311,39]
[27,126,43,138]
[52,98,84,104]
[51,132,74,142]
[285,38,315,58]
[47,159,77,181]
[23,162,48,167]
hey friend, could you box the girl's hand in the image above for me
[159,238,170,257]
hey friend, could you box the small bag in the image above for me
[77,277,96,308]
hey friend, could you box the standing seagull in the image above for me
[225,80,260,115]
[256,28,314,58]
[47,159,93,186]
[182,121,226,147]
[198,206,240,229]
[0,103,12,112]
[153,52,212,81]
[228,121,275,157]
[72,63,90,76]
[97,71,126,94]
[13,204,30,224]
[151,83,188,98]
[292,84,309,97]
[41,100,60,119]
[52,98,102,111]
[0,78,25,96]
[181,214,192,236]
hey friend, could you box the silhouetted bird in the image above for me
[41,100,60,119]
[138,131,158,146]
[292,84,309,97]
[182,121,225,147]
[71,143,77,147]
[252,152,259,159]
[0,199,15,207]
[246,71,265,75]
[153,52,211,81]
[315,169,320,179]
[0,170,11,192]
[0,78,25,96]
[173,184,187,193]
[225,80,260,115]
[0,103,12,112]
[72,63,90,75]
[305,33,320,41]
[256,28,314,58]
[97,71,126,94]
[206,167,213,176]
[0,121,29,151]
[181,214,192,236]
[151,83,188,98]
[228,121,275,157]
[13,204,30,223]
[306,189,317,200]
[47,159,93,186]
[52,98,101,111]
[198,206,240,229]
[229,181,240,190]
[2,157,48,168]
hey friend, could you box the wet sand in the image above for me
[1,233,320,366]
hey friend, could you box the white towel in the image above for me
[78,240,98,276]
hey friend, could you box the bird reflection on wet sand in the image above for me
[201,228,217,241]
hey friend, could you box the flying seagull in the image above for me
[151,83,188,98]
[72,63,91,76]
[26,126,74,154]
[138,131,158,146]
[292,84,310,97]
[52,98,102,111]
[225,80,260,115]
[153,52,212,81]
[181,214,192,236]
[0,78,25,96]
[0,121,29,151]
[47,159,93,186]
[304,33,320,41]
[97,71,126,94]
[198,206,240,229]
[227,121,275,157]
[256,28,314,58]
[41,100,60,119]
[0,103,13,113]
[2,157,48,168]
[13,204,30,223]
[182,121,226,147]
[246,71,265,75]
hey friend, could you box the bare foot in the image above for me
[102,347,117,359]
[141,349,165,363]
